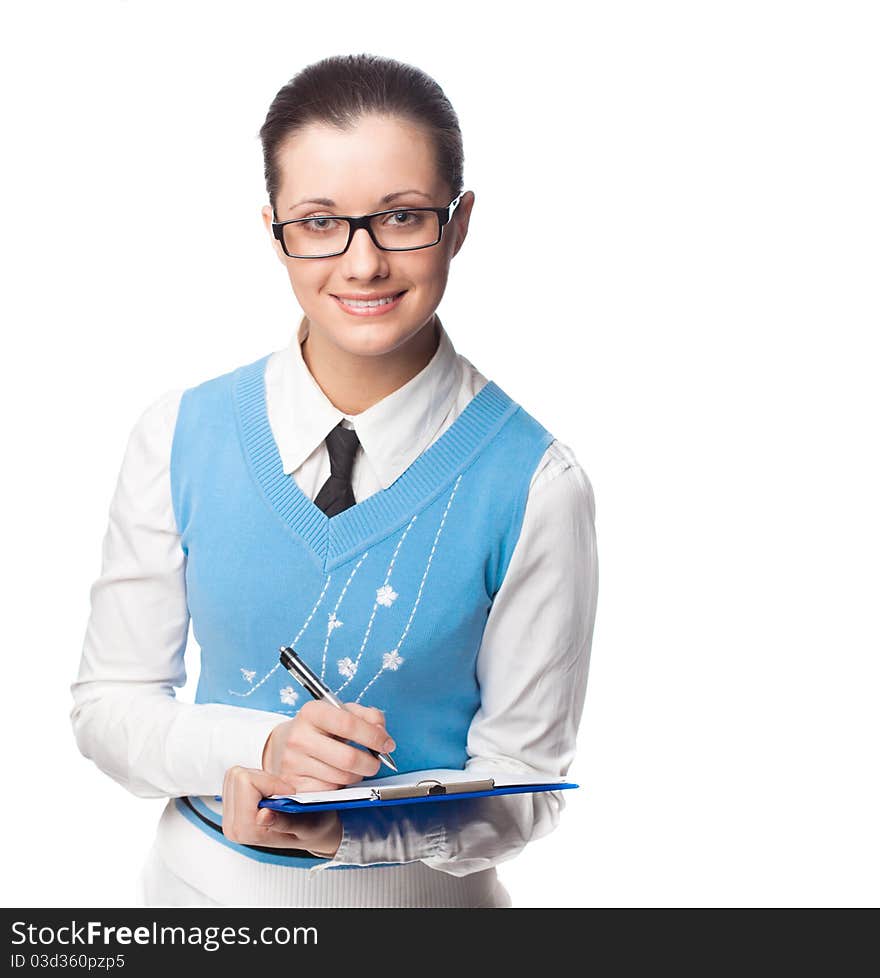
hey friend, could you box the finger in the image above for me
[225,777,310,847]
[247,820,339,852]
[298,724,382,779]
[285,809,341,857]
[308,700,396,754]
[229,765,298,798]
[304,699,393,752]
[292,808,339,832]
[343,703,386,727]
[256,807,338,842]
[246,812,325,850]
[285,775,345,794]
[252,805,339,855]
[222,766,297,842]
[222,768,342,853]
[222,767,261,840]
[252,827,321,849]
[279,750,366,788]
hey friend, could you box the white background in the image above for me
[1,1,878,908]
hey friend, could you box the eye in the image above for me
[303,216,340,232]
[386,210,420,226]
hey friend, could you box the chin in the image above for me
[347,320,433,356]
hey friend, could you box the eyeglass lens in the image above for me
[282,210,442,257]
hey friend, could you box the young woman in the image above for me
[71,53,599,908]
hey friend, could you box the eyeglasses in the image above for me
[271,191,465,259]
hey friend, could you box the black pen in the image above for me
[278,646,398,772]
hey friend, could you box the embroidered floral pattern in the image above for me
[280,686,299,706]
[382,650,404,671]
[376,584,398,607]
[240,668,256,684]
[333,517,418,697]
[337,656,357,679]
[327,612,343,635]
[355,474,463,703]
[320,551,369,681]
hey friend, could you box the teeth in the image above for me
[338,293,400,308]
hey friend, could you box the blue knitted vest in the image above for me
[168,353,554,867]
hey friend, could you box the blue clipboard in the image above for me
[253,776,578,815]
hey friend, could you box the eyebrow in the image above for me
[288,190,432,212]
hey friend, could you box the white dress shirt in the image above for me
[71,315,599,907]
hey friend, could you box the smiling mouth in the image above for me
[331,290,407,308]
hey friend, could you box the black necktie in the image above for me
[314,422,360,517]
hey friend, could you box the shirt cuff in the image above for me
[214,705,290,774]
[319,805,448,870]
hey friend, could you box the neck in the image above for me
[301,315,440,415]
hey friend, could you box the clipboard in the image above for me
[251,768,579,815]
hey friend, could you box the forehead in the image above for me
[275,115,441,206]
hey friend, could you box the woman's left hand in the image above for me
[221,765,342,857]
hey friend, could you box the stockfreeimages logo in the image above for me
[10,920,318,952]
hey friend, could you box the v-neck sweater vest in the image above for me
[165,353,555,885]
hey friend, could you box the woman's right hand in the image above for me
[261,700,396,792]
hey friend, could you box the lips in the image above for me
[331,290,407,301]
[330,289,408,316]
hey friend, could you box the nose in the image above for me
[340,225,389,277]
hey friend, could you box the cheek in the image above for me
[286,264,326,299]
[406,253,450,293]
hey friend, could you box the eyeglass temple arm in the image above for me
[446,190,465,221]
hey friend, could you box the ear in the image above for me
[449,191,475,260]
[261,204,288,266]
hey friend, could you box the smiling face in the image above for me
[261,114,473,361]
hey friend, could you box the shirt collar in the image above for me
[274,314,461,490]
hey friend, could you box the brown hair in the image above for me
[258,53,464,216]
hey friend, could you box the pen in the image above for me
[278,645,398,772]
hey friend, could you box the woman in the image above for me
[71,53,599,908]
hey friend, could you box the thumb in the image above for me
[246,767,298,797]
[256,806,277,827]
[249,772,294,828]
[223,765,297,807]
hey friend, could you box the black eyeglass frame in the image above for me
[271,191,466,259]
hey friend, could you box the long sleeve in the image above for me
[70,390,290,798]
[326,440,599,874]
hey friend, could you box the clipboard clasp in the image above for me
[371,777,496,801]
